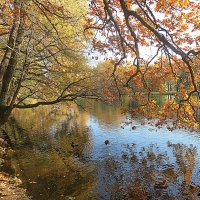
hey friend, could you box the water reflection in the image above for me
[98,143,199,200]
[4,101,200,199]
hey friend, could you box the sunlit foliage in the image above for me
[86,0,200,130]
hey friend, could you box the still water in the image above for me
[4,99,200,200]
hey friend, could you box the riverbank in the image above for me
[0,129,30,200]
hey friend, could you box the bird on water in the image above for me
[71,142,78,148]
[104,140,110,145]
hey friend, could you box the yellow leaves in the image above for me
[155,0,190,11]
[126,0,132,9]
[193,18,200,30]
[180,0,189,7]
[180,23,188,30]
[169,0,189,7]
[84,29,94,37]
[0,173,9,181]
[0,27,8,34]
[155,0,165,11]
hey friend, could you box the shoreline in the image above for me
[0,129,30,200]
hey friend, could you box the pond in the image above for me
[4,98,200,200]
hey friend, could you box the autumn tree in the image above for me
[86,0,200,130]
[95,60,127,103]
[0,0,100,125]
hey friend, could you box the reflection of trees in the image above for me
[5,116,33,147]
[11,103,80,133]
[95,143,199,200]
[129,94,200,131]
[9,103,90,139]
[168,142,198,198]
[79,98,129,125]
[4,104,200,199]
[10,146,96,200]
[4,105,96,200]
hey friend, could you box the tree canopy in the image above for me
[0,0,199,130]
[0,0,100,124]
[85,0,200,130]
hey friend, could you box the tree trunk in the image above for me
[0,105,12,127]
[0,0,21,93]
[0,1,25,106]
